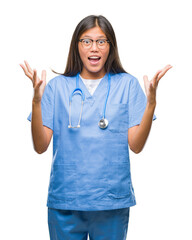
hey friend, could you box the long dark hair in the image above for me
[52,15,127,76]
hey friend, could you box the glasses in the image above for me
[79,38,110,49]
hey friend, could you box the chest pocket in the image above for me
[105,104,128,133]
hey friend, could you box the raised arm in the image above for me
[20,61,53,154]
[128,65,172,154]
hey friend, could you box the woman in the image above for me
[20,15,172,240]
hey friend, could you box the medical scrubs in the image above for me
[28,72,156,239]
[48,207,130,240]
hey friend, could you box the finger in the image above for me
[150,70,161,88]
[157,65,172,80]
[143,75,148,82]
[154,70,162,79]
[20,63,25,71]
[24,60,33,75]
[143,75,149,92]
[33,69,38,87]
[20,63,27,74]
[20,63,33,80]
[41,70,46,82]
[143,75,149,86]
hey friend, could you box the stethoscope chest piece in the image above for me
[98,118,108,129]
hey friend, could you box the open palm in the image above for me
[20,60,46,102]
[143,65,172,105]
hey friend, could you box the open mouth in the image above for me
[88,56,101,65]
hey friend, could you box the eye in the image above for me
[82,39,91,45]
[97,39,106,45]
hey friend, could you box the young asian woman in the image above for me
[20,15,172,240]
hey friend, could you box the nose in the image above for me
[90,41,99,51]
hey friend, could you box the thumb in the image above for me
[143,75,149,93]
[143,75,148,83]
[35,80,43,90]
[41,70,46,82]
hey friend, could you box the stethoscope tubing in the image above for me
[102,73,111,119]
[68,73,111,129]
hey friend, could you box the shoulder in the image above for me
[111,72,138,84]
[46,74,76,90]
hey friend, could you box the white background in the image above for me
[1,0,192,239]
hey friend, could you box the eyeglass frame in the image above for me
[79,38,110,49]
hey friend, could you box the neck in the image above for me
[80,69,106,80]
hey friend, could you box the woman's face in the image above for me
[78,26,110,79]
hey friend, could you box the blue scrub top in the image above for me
[28,72,156,211]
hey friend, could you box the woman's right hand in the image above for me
[20,60,46,103]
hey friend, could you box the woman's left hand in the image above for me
[143,64,172,105]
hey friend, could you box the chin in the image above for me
[87,66,105,74]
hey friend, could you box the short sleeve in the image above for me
[128,77,156,129]
[27,82,54,130]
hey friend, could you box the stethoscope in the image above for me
[68,73,111,129]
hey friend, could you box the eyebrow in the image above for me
[82,35,106,38]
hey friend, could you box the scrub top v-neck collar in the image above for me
[78,73,109,101]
